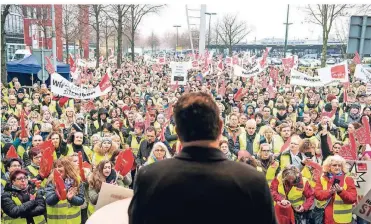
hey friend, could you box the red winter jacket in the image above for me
[314,173,357,224]
[270,176,314,211]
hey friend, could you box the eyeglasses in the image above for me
[15,176,27,181]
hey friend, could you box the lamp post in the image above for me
[283,5,293,57]
[205,12,216,49]
[173,25,181,55]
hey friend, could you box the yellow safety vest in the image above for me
[3,196,46,224]
[277,174,308,207]
[93,119,112,130]
[266,161,279,186]
[17,145,26,160]
[168,124,177,148]
[301,166,316,188]
[279,153,291,171]
[87,202,95,217]
[1,178,7,187]
[238,132,260,154]
[26,165,47,188]
[92,152,113,166]
[339,113,349,140]
[46,101,57,115]
[7,105,21,117]
[66,145,93,164]
[130,134,143,156]
[316,176,353,223]
[46,199,81,224]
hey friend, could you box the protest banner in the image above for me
[318,62,349,85]
[354,64,371,83]
[290,70,324,87]
[170,62,188,85]
[95,182,133,211]
[51,72,112,99]
[348,161,371,202]
[353,189,371,222]
[233,61,264,78]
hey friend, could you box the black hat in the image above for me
[17,88,25,94]
[98,108,108,115]
[324,103,333,112]
[350,103,361,110]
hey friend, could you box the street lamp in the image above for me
[283,5,293,57]
[173,25,181,53]
[205,12,216,49]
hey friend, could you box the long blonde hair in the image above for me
[47,157,81,187]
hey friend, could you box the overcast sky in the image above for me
[138,4,341,42]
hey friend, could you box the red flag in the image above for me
[39,140,54,153]
[261,76,268,89]
[144,110,151,130]
[343,89,348,103]
[171,81,179,92]
[191,60,199,68]
[84,101,96,112]
[259,47,270,67]
[20,110,27,138]
[306,160,323,182]
[218,81,226,97]
[69,54,76,73]
[232,56,239,65]
[39,147,54,178]
[280,137,291,152]
[58,97,69,108]
[225,57,232,65]
[234,88,248,101]
[6,145,18,159]
[54,169,67,200]
[160,120,170,142]
[78,151,86,182]
[354,116,371,145]
[217,60,224,71]
[98,74,112,92]
[45,56,55,74]
[267,85,275,98]
[114,150,134,176]
[99,55,104,64]
[165,103,173,121]
[339,133,357,160]
[353,51,361,65]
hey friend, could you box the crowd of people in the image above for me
[1,53,371,224]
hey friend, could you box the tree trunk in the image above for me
[95,13,100,69]
[321,33,328,68]
[117,10,122,66]
[106,35,109,60]
[66,38,69,64]
[130,5,135,62]
[1,5,10,85]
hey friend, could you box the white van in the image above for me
[11,49,31,61]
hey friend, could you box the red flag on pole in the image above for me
[114,150,134,176]
[6,145,18,159]
[217,60,224,71]
[69,54,76,73]
[171,81,179,92]
[45,56,55,74]
[353,51,361,65]
[354,116,371,145]
[54,169,67,200]
[20,110,27,138]
[78,151,86,182]
[39,147,54,178]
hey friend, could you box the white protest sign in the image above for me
[233,62,264,78]
[51,72,112,99]
[353,189,371,222]
[318,61,349,85]
[95,182,133,211]
[354,64,371,83]
[170,62,188,85]
[290,70,324,87]
[348,161,371,202]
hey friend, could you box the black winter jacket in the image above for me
[1,182,46,223]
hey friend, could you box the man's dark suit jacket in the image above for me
[128,146,277,224]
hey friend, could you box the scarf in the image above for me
[327,171,343,179]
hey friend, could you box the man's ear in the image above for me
[217,119,224,141]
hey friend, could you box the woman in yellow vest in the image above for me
[66,132,93,164]
[60,107,76,129]
[298,139,321,188]
[92,137,117,166]
[314,155,357,224]
[1,169,46,224]
[87,159,126,217]
[45,157,85,224]
[270,166,314,223]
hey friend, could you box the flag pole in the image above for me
[52,4,57,72]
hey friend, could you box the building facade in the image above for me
[3,5,25,61]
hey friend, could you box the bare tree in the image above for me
[89,5,105,68]
[62,5,78,64]
[216,14,251,56]
[304,5,351,67]
[124,4,165,61]
[356,4,371,14]
[147,31,160,54]
[101,16,115,59]
[105,5,130,66]
[334,20,348,59]
[1,5,11,84]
